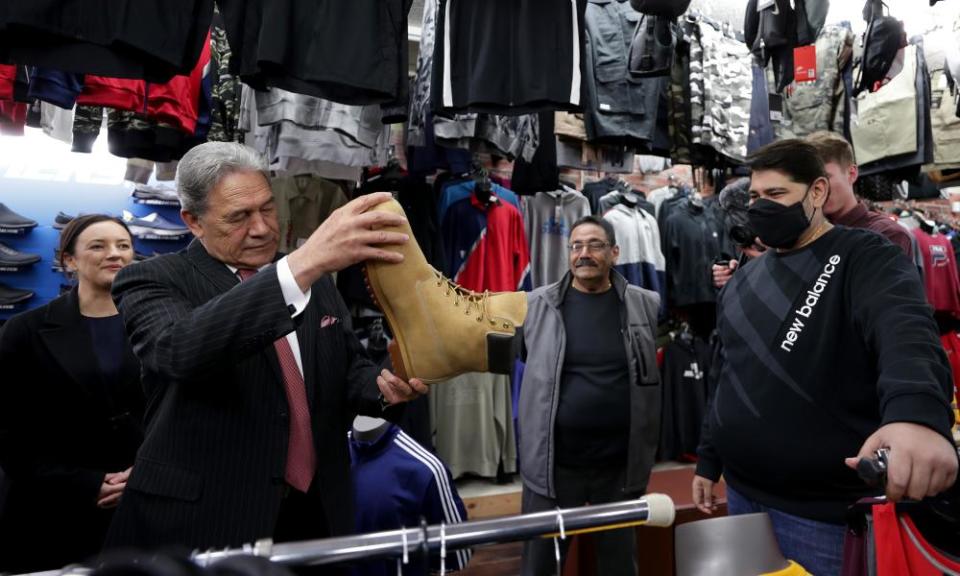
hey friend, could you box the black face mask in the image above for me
[747,186,816,249]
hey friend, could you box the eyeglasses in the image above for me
[568,241,610,253]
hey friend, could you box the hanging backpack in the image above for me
[627,0,692,77]
[796,0,829,46]
[628,14,677,78]
[744,0,795,63]
[854,13,905,96]
[629,0,692,18]
[744,0,760,54]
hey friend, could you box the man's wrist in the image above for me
[287,249,326,292]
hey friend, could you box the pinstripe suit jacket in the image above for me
[104,240,386,550]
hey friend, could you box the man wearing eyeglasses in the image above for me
[515,215,661,576]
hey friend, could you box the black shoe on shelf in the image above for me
[53,211,75,230]
[0,283,34,306]
[0,204,38,231]
[0,242,41,268]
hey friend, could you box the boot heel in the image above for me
[486,333,516,375]
[388,339,409,381]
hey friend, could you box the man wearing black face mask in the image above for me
[692,140,958,576]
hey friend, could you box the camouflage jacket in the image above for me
[208,24,241,143]
[71,106,104,153]
[698,20,752,162]
[406,0,438,148]
[776,24,853,140]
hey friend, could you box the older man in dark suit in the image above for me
[105,142,426,556]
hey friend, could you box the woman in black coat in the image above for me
[0,215,144,573]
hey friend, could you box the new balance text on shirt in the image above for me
[781,255,842,353]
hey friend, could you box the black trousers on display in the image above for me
[521,465,638,576]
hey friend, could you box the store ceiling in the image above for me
[689,0,746,29]
[406,0,743,35]
[407,1,958,40]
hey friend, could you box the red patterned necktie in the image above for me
[238,268,317,492]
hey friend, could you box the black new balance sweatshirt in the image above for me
[697,226,955,523]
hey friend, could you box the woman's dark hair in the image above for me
[58,214,133,271]
[748,139,827,187]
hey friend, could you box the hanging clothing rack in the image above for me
[188,494,675,569]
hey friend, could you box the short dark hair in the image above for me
[570,215,617,246]
[806,131,856,168]
[748,139,827,187]
[58,214,133,270]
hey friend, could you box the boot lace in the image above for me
[433,270,498,326]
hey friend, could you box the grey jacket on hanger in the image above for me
[584,0,664,146]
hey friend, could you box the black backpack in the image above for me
[854,14,905,96]
[628,14,677,78]
[796,0,828,45]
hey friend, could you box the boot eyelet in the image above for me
[476,316,483,323]
[489,320,496,326]
[503,323,510,329]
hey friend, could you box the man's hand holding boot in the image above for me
[287,192,410,292]
[286,193,427,403]
[378,369,428,405]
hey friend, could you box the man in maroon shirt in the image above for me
[807,131,914,258]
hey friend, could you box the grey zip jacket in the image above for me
[517,270,661,499]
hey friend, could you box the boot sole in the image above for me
[362,262,412,382]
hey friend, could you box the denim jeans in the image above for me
[747,63,775,154]
[726,486,847,576]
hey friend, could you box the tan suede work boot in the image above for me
[363,198,527,384]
